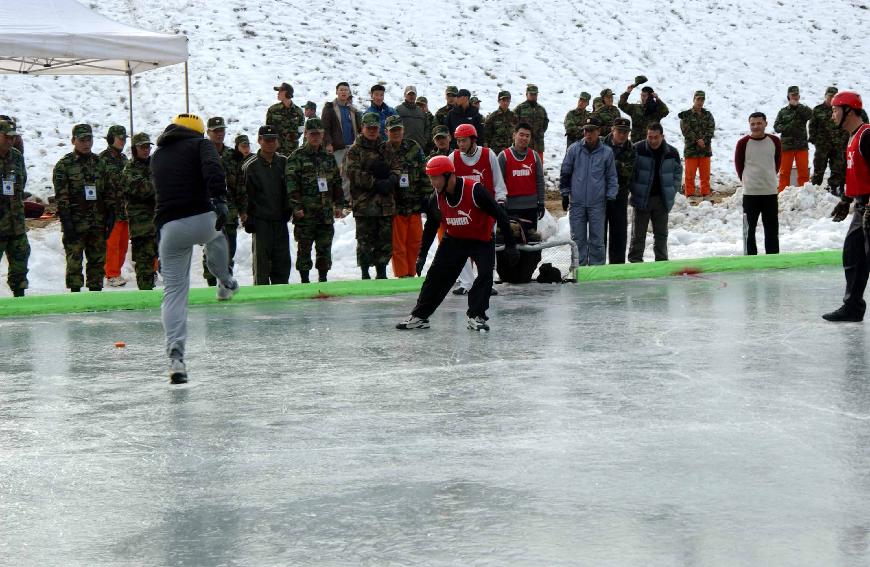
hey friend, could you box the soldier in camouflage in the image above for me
[287,118,344,283]
[100,125,129,287]
[809,86,849,194]
[678,90,716,197]
[266,82,305,155]
[773,85,813,191]
[121,133,158,290]
[384,115,433,278]
[564,91,592,147]
[202,116,244,285]
[513,84,549,156]
[53,124,116,292]
[345,112,402,279]
[415,96,436,154]
[619,81,670,142]
[484,90,518,157]
[235,134,252,158]
[428,125,451,158]
[602,117,637,264]
[0,120,29,296]
[435,86,458,128]
[592,89,622,139]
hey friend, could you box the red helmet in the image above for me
[832,90,863,110]
[453,123,478,139]
[425,155,454,176]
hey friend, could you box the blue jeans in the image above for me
[569,202,606,266]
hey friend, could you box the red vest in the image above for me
[503,148,537,197]
[452,147,494,196]
[438,178,495,242]
[846,124,870,198]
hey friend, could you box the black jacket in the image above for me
[445,106,485,149]
[152,125,226,229]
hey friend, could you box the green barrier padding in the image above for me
[576,250,841,282]
[0,278,424,319]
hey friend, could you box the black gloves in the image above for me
[537,202,546,220]
[243,217,256,234]
[373,177,394,195]
[561,195,570,211]
[831,200,851,223]
[60,215,77,245]
[370,159,391,180]
[506,244,520,267]
[104,210,116,240]
[415,256,426,276]
[213,200,229,231]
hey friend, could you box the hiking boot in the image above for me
[107,276,127,287]
[822,305,863,322]
[361,266,371,280]
[396,315,430,330]
[375,264,388,279]
[467,316,490,332]
[216,278,239,301]
[12,289,24,297]
[452,286,468,295]
[299,270,310,284]
[318,269,328,282]
[169,358,188,384]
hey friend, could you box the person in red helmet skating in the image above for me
[396,155,518,332]
[823,91,870,322]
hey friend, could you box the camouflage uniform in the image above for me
[98,146,127,220]
[391,139,432,215]
[618,91,670,141]
[345,120,401,271]
[678,107,715,158]
[564,108,591,148]
[773,102,813,151]
[53,126,115,291]
[428,146,451,159]
[592,89,623,139]
[0,127,29,295]
[809,97,849,191]
[202,143,243,284]
[434,86,458,128]
[121,141,157,290]
[513,99,549,154]
[603,132,637,199]
[286,137,344,275]
[266,101,305,155]
[484,107,518,157]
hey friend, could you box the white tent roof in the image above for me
[0,0,187,75]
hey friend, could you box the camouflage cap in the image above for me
[304,101,317,110]
[207,116,227,130]
[788,85,800,95]
[0,120,17,136]
[106,124,127,139]
[470,95,480,104]
[415,96,429,105]
[498,90,511,100]
[72,124,93,138]
[234,134,250,145]
[612,117,631,131]
[694,90,706,99]
[601,88,614,98]
[274,82,294,96]
[582,116,603,130]
[826,86,839,96]
[131,132,151,146]
[445,85,459,96]
[526,84,539,94]
[634,75,648,85]
[385,115,404,130]
[432,125,450,138]
[361,112,380,128]
[304,117,325,132]
[258,125,279,138]
[579,91,591,101]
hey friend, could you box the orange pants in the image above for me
[391,213,423,278]
[778,149,810,192]
[104,220,129,278]
[684,157,711,196]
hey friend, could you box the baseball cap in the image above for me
[385,115,404,130]
[207,117,227,130]
[274,83,294,96]
[258,125,279,138]
[361,112,380,128]
[404,85,417,95]
[304,118,325,132]
[72,124,93,139]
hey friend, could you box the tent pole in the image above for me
[127,63,134,137]
[184,61,189,112]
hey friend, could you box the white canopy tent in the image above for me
[0,0,189,134]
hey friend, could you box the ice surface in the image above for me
[1,269,870,566]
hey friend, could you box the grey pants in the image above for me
[569,202,607,266]
[628,195,669,262]
[159,211,232,359]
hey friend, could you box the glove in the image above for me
[415,256,426,276]
[370,159,391,180]
[537,202,546,220]
[104,210,116,240]
[864,206,870,231]
[831,200,851,223]
[243,217,256,234]
[60,215,78,245]
[561,195,570,211]
[213,200,229,231]
[506,244,520,267]
[373,178,393,195]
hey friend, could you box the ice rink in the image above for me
[2,267,869,566]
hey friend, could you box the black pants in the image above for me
[842,207,868,317]
[506,207,538,231]
[604,193,628,264]
[743,194,779,255]
[252,218,291,285]
[412,236,495,320]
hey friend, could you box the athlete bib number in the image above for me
[399,174,410,189]
[2,179,13,196]
[84,185,97,201]
[317,177,329,193]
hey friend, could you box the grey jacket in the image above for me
[559,140,618,207]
